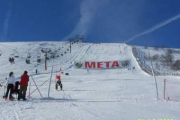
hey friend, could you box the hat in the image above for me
[24,71,28,74]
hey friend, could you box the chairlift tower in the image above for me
[41,48,51,70]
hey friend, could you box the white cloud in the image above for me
[124,13,180,43]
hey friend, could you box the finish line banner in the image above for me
[74,60,131,69]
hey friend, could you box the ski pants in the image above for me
[5,84,14,99]
[18,86,27,99]
[56,81,62,90]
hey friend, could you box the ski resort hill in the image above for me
[0,42,180,120]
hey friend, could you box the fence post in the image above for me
[28,81,31,98]
[164,79,166,100]
[48,59,54,98]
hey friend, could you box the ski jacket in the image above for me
[7,76,15,86]
[19,74,29,87]
[56,75,61,81]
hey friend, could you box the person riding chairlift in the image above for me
[55,74,63,90]
[9,57,14,63]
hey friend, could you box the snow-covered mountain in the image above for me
[0,42,180,120]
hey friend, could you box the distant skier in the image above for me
[3,72,15,101]
[18,71,29,101]
[55,74,63,90]
[36,69,38,74]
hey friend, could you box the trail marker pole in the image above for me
[164,79,166,100]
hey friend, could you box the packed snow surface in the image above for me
[0,42,179,120]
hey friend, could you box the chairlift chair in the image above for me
[37,58,41,63]
[9,54,14,63]
[14,50,19,58]
[37,53,41,58]
[27,53,31,58]
[26,58,30,64]
[51,53,55,58]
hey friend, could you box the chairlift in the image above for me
[51,52,55,58]
[9,54,14,63]
[27,52,31,58]
[14,50,19,58]
[26,58,30,64]
[37,58,41,63]
[58,46,61,50]
[37,53,41,58]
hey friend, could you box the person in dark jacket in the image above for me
[18,71,29,100]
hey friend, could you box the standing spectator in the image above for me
[3,72,15,100]
[18,71,29,100]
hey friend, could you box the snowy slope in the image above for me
[0,42,180,120]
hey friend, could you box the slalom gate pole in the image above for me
[31,76,43,98]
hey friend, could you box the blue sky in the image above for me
[0,0,180,48]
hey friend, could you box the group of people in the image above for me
[3,71,29,101]
[3,70,63,101]
[9,57,14,63]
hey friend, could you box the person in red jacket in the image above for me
[55,74,63,90]
[18,71,29,100]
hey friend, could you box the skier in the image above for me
[18,71,29,101]
[36,69,38,74]
[3,72,15,101]
[55,74,63,90]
